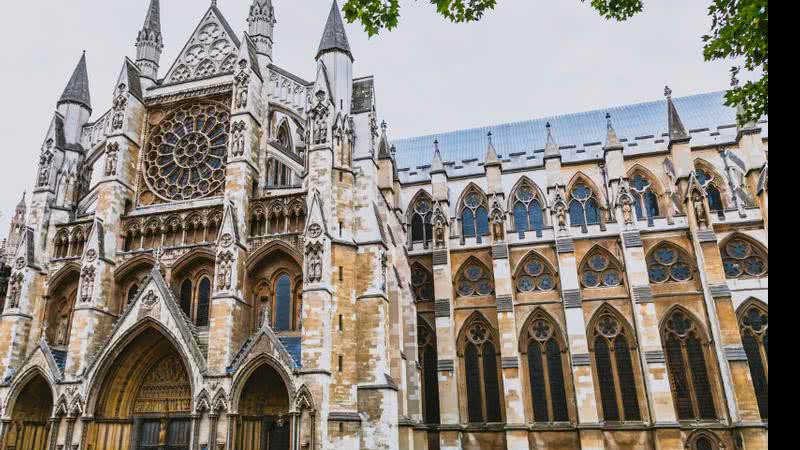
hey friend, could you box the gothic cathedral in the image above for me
[0,1,768,450]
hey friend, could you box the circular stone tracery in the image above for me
[143,102,230,202]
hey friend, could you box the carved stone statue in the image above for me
[434,222,445,249]
[692,191,708,229]
[306,242,323,283]
[216,252,234,291]
[620,195,634,225]
[105,143,119,176]
[492,217,505,242]
[555,203,567,232]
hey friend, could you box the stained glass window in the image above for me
[418,323,440,424]
[524,313,570,423]
[629,173,661,222]
[179,280,192,317]
[662,310,717,421]
[409,194,434,247]
[512,183,545,234]
[456,262,494,297]
[569,183,602,227]
[516,255,558,293]
[462,318,503,423]
[695,167,724,212]
[591,311,642,422]
[274,275,292,331]
[196,277,211,327]
[580,249,624,288]
[721,238,768,279]
[461,190,490,238]
[739,303,768,420]
[647,243,695,283]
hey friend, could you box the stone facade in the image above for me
[0,1,768,450]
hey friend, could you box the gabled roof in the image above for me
[163,4,241,84]
[392,91,767,183]
[317,0,352,61]
[59,52,91,112]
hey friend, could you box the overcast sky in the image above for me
[0,0,747,233]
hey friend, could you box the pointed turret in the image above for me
[665,86,690,145]
[315,1,354,114]
[431,139,445,174]
[605,112,623,150]
[543,122,560,160]
[57,53,92,145]
[248,0,276,63]
[58,52,91,113]
[4,193,27,264]
[317,0,353,61]
[136,0,164,82]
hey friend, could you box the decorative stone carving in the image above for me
[234,61,250,110]
[6,272,23,309]
[85,249,98,263]
[216,251,235,292]
[305,241,323,283]
[142,290,159,309]
[14,257,25,271]
[105,143,119,177]
[231,121,246,158]
[309,90,330,145]
[111,91,127,131]
[692,191,709,229]
[432,201,448,250]
[380,251,388,293]
[79,265,96,303]
[220,233,233,248]
[308,223,322,239]
[37,139,54,187]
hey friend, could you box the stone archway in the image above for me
[3,373,53,450]
[87,328,193,450]
[235,363,291,450]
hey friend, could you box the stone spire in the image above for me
[605,112,623,150]
[58,52,92,113]
[248,0,276,61]
[543,122,560,159]
[317,0,353,61]
[665,86,690,144]
[431,139,445,174]
[485,131,500,166]
[136,0,164,81]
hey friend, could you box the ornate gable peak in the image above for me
[163,5,241,84]
[304,190,329,239]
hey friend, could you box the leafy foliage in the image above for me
[342,0,767,124]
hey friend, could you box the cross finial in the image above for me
[546,121,551,130]
[381,120,387,130]
[487,131,493,143]
[606,112,612,128]
[664,85,672,98]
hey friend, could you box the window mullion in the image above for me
[479,344,487,423]
[680,340,701,420]
[540,343,554,422]
[608,339,626,421]
[757,336,769,381]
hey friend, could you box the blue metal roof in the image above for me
[392,91,747,178]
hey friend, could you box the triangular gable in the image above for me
[227,326,298,377]
[7,339,63,385]
[82,268,207,378]
[81,219,107,263]
[239,33,263,82]
[114,58,143,102]
[304,190,329,238]
[217,201,243,248]
[13,227,38,271]
[164,5,242,84]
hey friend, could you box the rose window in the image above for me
[143,102,230,201]
[721,238,768,279]
[646,243,694,283]
[516,256,557,293]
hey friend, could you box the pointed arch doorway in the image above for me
[88,327,193,450]
[235,363,291,450]
[3,373,53,450]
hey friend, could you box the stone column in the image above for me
[206,44,262,375]
[207,413,219,450]
[686,202,767,449]
[47,417,60,450]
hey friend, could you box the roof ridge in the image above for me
[393,90,727,143]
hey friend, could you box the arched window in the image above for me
[277,122,292,150]
[408,194,434,248]
[590,308,641,422]
[460,189,489,238]
[629,173,660,223]
[418,321,440,424]
[521,311,570,423]
[250,206,267,237]
[455,260,494,297]
[580,248,624,288]
[694,167,724,212]
[274,274,292,332]
[511,181,545,235]
[196,277,211,327]
[738,302,768,420]
[460,315,503,423]
[410,263,434,302]
[54,230,70,259]
[515,253,557,293]
[662,309,718,421]
[721,237,768,279]
[647,243,694,283]
[568,183,601,228]
[688,433,722,450]
[179,279,193,317]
